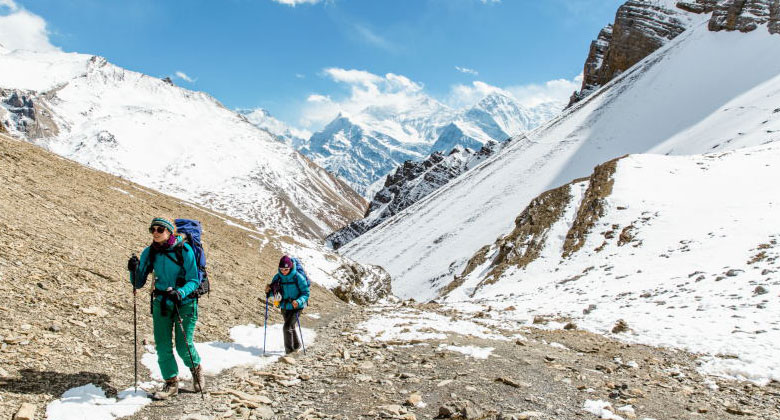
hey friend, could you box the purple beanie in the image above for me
[279,255,293,269]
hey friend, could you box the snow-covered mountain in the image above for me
[341,3,780,300]
[237,108,310,149]
[0,48,366,239]
[327,140,511,249]
[295,92,562,195]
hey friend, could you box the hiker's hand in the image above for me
[265,284,271,294]
[127,255,139,272]
[166,288,182,304]
[292,300,299,309]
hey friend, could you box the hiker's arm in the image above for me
[130,248,151,289]
[176,243,200,299]
[295,273,309,307]
[266,275,278,298]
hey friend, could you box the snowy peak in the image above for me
[237,107,310,149]
[305,90,562,194]
[0,48,366,239]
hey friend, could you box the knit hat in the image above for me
[150,217,175,234]
[279,255,293,269]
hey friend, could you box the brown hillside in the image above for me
[0,134,346,417]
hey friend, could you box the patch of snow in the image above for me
[46,384,150,420]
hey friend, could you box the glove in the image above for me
[127,255,139,272]
[166,289,182,304]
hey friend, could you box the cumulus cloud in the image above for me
[299,67,582,130]
[455,66,479,76]
[0,0,60,53]
[506,74,582,107]
[448,74,582,108]
[174,71,195,83]
[270,0,322,6]
[299,68,431,128]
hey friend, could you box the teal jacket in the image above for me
[271,262,309,310]
[130,236,200,305]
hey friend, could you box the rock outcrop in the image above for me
[569,1,698,107]
[327,140,510,249]
[570,0,780,107]
[708,0,780,34]
[0,89,59,139]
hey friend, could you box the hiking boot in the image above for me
[152,377,178,400]
[191,364,205,392]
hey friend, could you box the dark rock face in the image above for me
[570,0,780,107]
[569,24,613,105]
[0,89,59,139]
[328,140,509,249]
[569,1,692,107]
[709,0,780,34]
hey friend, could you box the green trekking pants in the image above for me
[152,299,201,380]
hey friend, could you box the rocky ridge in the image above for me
[569,0,704,106]
[570,0,780,106]
[327,139,512,250]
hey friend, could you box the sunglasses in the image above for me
[149,225,167,234]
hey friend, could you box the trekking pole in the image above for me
[296,311,306,355]
[129,254,138,393]
[173,304,204,399]
[263,296,268,356]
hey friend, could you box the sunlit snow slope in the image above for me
[342,24,780,300]
[448,144,780,385]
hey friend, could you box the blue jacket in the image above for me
[129,236,200,305]
[271,262,310,310]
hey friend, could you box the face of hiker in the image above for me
[279,267,291,275]
[150,224,171,244]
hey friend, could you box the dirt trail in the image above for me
[127,302,779,420]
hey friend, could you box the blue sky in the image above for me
[2,0,624,131]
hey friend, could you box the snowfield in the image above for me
[450,143,780,385]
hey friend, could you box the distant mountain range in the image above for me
[246,91,563,196]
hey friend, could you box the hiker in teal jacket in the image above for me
[265,255,309,354]
[127,217,204,400]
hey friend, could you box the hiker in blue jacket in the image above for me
[265,255,310,354]
[126,217,204,400]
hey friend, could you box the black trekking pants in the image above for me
[281,308,301,354]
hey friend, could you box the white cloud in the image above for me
[295,73,306,79]
[448,74,582,108]
[448,81,511,108]
[353,24,397,52]
[270,0,322,6]
[455,66,479,76]
[480,0,501,3]
[506,74,582,107]
[174,71,195,83]
[299,68,431,128]
[0,0,60,53]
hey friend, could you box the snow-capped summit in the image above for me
[431,92,561,153]
[237,108,310,149]
[0,48,366,239]
[297,91,562,195]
